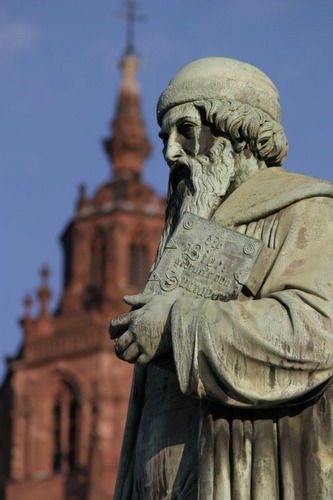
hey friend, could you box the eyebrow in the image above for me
[160,114,200,133]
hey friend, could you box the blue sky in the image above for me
[1,0,333,380]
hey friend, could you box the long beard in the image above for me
[153,139,236,269]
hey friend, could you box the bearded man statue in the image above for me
[110,58,333,499]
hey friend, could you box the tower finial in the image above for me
[37,265,52,318]
[116,0,146,55]
[23,293,33,320]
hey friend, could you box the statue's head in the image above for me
[154,58,289,261]
[157,57,288,168]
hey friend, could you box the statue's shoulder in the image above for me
[272,168,333,195]
[242,167,333,200]
[214,167,333,227]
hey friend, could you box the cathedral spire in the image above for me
[104,1,151,181]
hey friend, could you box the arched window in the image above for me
[128,243,149,286]
[90,229,106,288]
[53,381,79,473]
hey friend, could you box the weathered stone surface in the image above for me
[111,58,333,499]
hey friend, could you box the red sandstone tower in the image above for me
[0,47,165,499]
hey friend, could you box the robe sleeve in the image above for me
[170,196,333,408]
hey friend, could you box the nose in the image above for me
[164,134,183,166]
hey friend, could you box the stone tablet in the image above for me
[145,212,267,301]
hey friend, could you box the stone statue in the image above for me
[109,58,333,499]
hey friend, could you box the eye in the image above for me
[178,122,195,139]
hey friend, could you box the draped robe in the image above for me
[114,167,333,499]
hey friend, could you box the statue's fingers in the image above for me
[109,312,132,339]
[136,353,151,366]
[114,330,134,354]
[121,343,140,363]
[123,293,154,308]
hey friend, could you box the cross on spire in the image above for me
[116,0,146,55]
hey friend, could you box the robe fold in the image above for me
[114,168,333,499]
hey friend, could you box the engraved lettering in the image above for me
[183,244,202,261]
[214,274,232,288]
[160,270,178,292]
[205,235,214,246]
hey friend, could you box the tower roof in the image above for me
[104,52,152,181]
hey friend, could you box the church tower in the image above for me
[0,37,165,500]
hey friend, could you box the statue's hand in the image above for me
[109,293,177,366]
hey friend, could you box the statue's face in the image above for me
[159,103,216,166]
[156,101,239,243]
[156,103,238,259]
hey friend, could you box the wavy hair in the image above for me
[194,99,288,167]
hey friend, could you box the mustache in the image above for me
[169,158,195,194]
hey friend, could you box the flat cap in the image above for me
[157,57,282,124]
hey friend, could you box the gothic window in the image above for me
[90,229,106,288]
[52,381,78,473]
[128,243,149,285]
[53,402,61,471]
[68,398,78,470]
